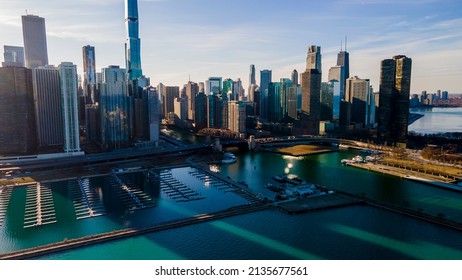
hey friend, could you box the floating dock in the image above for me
[24,183,57,228]
[69,178,106,220]
[0,186,12,226]
[109,173,156,210]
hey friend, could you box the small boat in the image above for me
[222,153,237,164]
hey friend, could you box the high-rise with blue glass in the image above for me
[125,0,142,81]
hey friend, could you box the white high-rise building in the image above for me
[58,62,80,153]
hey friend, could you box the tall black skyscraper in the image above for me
[249,64,256,86]
[378,55,412,146]
[300,45,322,135]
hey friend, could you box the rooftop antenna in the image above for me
[340,39,343,51]
[345,36,348,52]
[25,9,28,15]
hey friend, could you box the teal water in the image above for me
[41,207,462,260]
[1,149,460,259]
[409,107,462,134]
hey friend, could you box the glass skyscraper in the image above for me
[125,0,142,81]
[259,69,272,119]
[82,45,97,104]
[58,62,81,153]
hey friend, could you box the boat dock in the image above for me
[149,169,204,203]
[24,183,57,228]
[109,173,157,210]
[0,186,12,227]
[276,192,364,214]
[69,178,106,220]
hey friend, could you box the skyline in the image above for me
[1,0,461,93]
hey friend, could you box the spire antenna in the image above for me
[341,40,343,51]
[345,36,348,51]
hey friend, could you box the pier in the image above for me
[109,173,156,210]
[0,186,12,227]
[24,183,56,228]
[150,169,204,203]
[70,178,106,220]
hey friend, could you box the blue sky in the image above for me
[1,0,461,93]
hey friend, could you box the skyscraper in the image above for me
[206,77,222,94]
[249,64,256,86]
[0,66,36,156]
[58,62,80,153]
[22,15,48,69]
[82,45,97,104]
[306,45,322,73]
[377,55,412,146]
[32,66,64,148]
[300,45,322,135]
[3,46,25,67]
[320,81,334,121]
[337,50,350,84]
[259,69,272,118]
[345,76,371,127]
[228,101,246,134]
[99,65,130,150]
[125,0,142,81]
[185,81,199,121]
[291,69,298,85]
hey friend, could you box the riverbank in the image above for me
[346,162,462,192]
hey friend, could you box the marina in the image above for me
[70,178,106,220]
[0,186,12,226]
[23,183,56,228]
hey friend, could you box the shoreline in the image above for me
[346,162,462,192]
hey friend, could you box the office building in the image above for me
[207,93,222,128]
[249,64,256,86]
[194,92,208,130]
[3,45,25,67]
[146,86,160,142]
[125,0,142,80]
[260,69,272,119]
[345,76,371,127]
[228,101,246,134]
[377,55,412,145]
[163,86,180,117]
[306,45,321,73]
[320,82,334,121]
[0,66,36,156]
[58,62,80,153]
[22,15,48,69]
[82,45,97,104]
[185,81,199,120]
[206,77,222,94]
[300,45,322,134]
[267,82,281,122]
[99,66,130,150]
[32,66,64,148]
[291,69,298,85]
